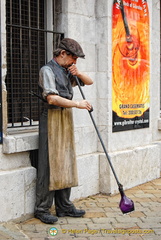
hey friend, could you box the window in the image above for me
[6,0,64,127]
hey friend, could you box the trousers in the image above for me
[35,187,74,214]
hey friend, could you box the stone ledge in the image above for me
[3,131,39,154]
[100,144,160,194]
[0,166,36,222]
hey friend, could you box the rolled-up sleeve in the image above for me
[39,66,59,100]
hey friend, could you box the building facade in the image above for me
[0,0,160,222]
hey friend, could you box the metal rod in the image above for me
[29,91,46,102]
[37,0,41,119]
[29,0,32,125]
[6,24,64,35]
[120,0,131,40]
[10,0,14,127]
[75,77,121,187]
[19,0,24,126]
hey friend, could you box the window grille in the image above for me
[6,0,64,127]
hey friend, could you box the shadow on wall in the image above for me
[30,149,38,170]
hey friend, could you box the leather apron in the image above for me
[48,107,78,190]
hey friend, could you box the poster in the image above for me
[112,0,150,132]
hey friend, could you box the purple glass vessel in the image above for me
[119,185,135,214]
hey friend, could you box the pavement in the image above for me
[0,177,161,240]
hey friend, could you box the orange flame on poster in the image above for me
[112,0,150,118]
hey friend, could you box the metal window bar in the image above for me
[6,0,64,128]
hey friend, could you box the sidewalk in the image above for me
[0,177,161,240]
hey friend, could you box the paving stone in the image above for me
[107,197,122,203]
[111,223,138,229]
[141,236,161,240]
[148,201,161,207]
[133,193,155,198]
[34,223,60,232]
[133,207,150,212]
[116,216,142,223]
[96,202,118,207]
[110,207,121,212]
[67,217,92,224]
[22,218,41,225]
[79,197,97,203]
[151,197,161,203]
[92,217,117,224]
[153,228,161,235]
[85,202,97,208]
[93,194,109,199]
[128,211,146,218]
[140,217,161,223]
[0,231,11,240]
[83,212,106,218]
[95,197,110,202]
[85,207,105,212]
[136,221,161,229]
[139,202,153,207]
[73,202,87,209]
[89,237,116,240]
[152,193,161,197]
[23,231,49,238]
[126,189,144,194]
[142,189,161,194]
[151,184,161,190]
[152,178,161,185]
[143,210,161,217]
[138,183,155,190]
[31,238,46,240]
[104,207,120,212]
[33,237,89,240]
[51,238,88,240]
[21,224,36,231]
[105,211,123,217]
[0,224,29,240]
[115,236,143,240]
[134,199,152,204]
[57,218,68,225]
[87,223,113,229]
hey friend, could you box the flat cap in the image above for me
[58,38,85,58]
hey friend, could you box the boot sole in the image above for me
[57,212,85,217]
[35,215,58,224]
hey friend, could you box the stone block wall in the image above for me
[0,145,36,222]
